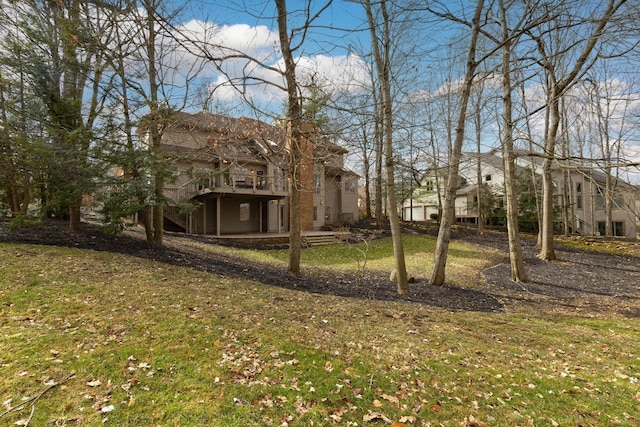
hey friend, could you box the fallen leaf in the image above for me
[101,405,115,413]
[363,411,392,423]
[382,393,400,406]
[373,399,383,407]
[465,415,487,427]
[86,380,102,387]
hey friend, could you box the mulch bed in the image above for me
[2,219,639,317]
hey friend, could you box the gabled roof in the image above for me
[167,111,287,148]
[513,150,638,190]
[164,111,347,156]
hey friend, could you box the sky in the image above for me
[163,0,373,117]
[119,0,640,183]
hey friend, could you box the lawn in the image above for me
[1,237,639,426]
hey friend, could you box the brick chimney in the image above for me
[298,123,315,231]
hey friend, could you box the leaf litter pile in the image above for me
[1,219,639,317]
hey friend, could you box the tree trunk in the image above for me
[536,0,625,257]
[430,0,484,286]
[539,87,559,261]
[372,84,384,224]
[498,0,527,282]
[275,0,304,277]
[0,76,21,215]
[364,0,408,294]
[145,0,164,246]
[362,125,373,219]
[474,101,484,235]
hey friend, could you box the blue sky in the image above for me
[159,0,374,119]
[160,0,640,183]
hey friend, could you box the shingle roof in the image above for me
[167,111,287,147]
[165,111,347,154]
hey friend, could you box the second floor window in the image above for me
[344,180,356,192]
[313,173,322,194]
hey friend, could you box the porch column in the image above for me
[203,200,207,235]
[277,199,281,233]
[216,196,221,236]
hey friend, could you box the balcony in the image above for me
[164,172,288,202]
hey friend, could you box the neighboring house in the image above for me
[548,167,639,239]
[153,111,358,235]
[404,151,508,223]
[405,150,639,239]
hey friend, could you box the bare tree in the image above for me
[496,0,528,282]
[429,0,486,286]
[275,0,315,276]
[363,0,408,294]
[584,68,635,236]
[526,0,629,260]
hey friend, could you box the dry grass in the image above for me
[1,240,639,426]
[556,235,640,258]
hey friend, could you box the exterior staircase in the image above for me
[164,206,188,232]
[303,233,339,247]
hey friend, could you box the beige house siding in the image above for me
[405,151,637,239]
[156,112,358,235]
[554,170,637,239]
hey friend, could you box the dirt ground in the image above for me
[1,219,639,317]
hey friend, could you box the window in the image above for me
[240,203,250,221]
[596,186,605,209]
[425,181,434,191]
[596,186,625,209]
[576,182,582,193]
[597,221,625,236]
[576,195,583,209]
[313,206,318,221]
[344,180,356,192]
[280,206,285,227]
[313,173,322,194]
[485,174,492,182]
[613,221,624,237]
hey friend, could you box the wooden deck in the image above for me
[197,231,343,246]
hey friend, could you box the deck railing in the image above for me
[164,172,288,202]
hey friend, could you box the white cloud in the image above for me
[621,144,640,184]
[296,53,370,94]
[150,19,371,111]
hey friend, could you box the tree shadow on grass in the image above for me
[1,220,504,313]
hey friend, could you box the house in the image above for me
[405,150,639,239]
[404,151,509,223]
[154,111,359,235]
